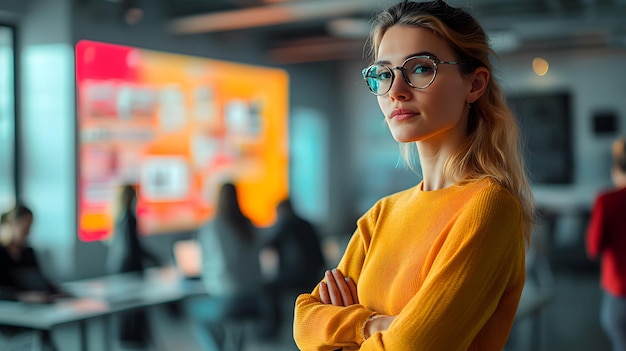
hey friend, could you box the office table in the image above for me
[0,267,204,351]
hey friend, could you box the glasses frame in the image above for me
[361,55,464,96]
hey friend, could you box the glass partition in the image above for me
[0,25,15,212]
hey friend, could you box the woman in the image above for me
[106,184,160,276]
[186,182,267,351]
[293,1,535,350]
[106,184,160,347]
[586,137,626,351]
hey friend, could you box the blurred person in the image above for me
[0,211,11,301]
[263,198,325,337]
[185,182,269,351]
[293,1,536,350]
[587,137,626,351]
[106,184,160,348]
[106,184,160,275]
[266,198,325,291]
[0,205,66,351]
[0,204,68,302]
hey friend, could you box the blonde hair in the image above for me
[368,1,535,242]
[613,137,626,172]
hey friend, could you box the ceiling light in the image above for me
[326,18,371,39]
[532,57,549,77]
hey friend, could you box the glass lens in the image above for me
[362,56,437,95]
[363,65,392,95]
[404,56,436,89]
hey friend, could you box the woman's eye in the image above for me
[411,64,432,74]
[378,71,392,80]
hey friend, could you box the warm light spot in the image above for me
[532,57,549,76]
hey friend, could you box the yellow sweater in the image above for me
[294,178,526,351]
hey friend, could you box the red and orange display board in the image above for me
[76,40,289,241]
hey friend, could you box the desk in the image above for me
[0,267,203,351]
[61,266,198,308]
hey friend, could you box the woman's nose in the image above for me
[387,69,411,100]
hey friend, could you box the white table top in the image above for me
[0,266,203,330]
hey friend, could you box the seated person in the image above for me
[186,182,270,350]
[265,198,325,292]
[262,198,326,338]
[0,204,69,303]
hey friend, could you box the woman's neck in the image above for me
[416,142,455,191]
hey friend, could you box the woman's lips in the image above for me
[390,108,418,121]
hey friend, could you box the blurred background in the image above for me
[1,0,625,350]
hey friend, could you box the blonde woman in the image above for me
[293,1,535,350]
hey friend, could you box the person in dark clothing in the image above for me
[0,205,65,302]
[266,199,326,292]
[106,184,160,348]
[0,204,65,350]
[263,198,326,338]
[106,184,160,275]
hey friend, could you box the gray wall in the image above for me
[499,48,626,210]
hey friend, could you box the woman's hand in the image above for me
[319,268,358,306]
[363,315,396,339]
[319,268,396,339]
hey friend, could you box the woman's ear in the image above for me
[467,67,489,104]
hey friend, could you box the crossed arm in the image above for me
[319,268,395,340]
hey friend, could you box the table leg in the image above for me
[79,321,87,351]
[103,315,111,351]
[42,330,58,351]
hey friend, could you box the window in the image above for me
[0,25,15,211]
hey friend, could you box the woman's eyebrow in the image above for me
[374,51,435,65]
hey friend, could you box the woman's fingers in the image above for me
[320,269,359,306]
[345,276,359,304]
[319,281,330,304]
[331,269,355,306]
[324,270,343,306]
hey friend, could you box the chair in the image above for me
[174,237,262,351]
[184,293,261,351]
[222,302,261,351]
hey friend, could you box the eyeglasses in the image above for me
[361,55,464,96]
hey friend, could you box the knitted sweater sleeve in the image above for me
[293,204,380,351]
[360,188,525,350]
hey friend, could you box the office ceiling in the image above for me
[154,0,626,63]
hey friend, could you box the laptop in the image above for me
[171,238,203,280]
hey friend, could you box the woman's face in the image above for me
[375,25,475,147]
[12,215,33,247]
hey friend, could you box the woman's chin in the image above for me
[390,133,420,144]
